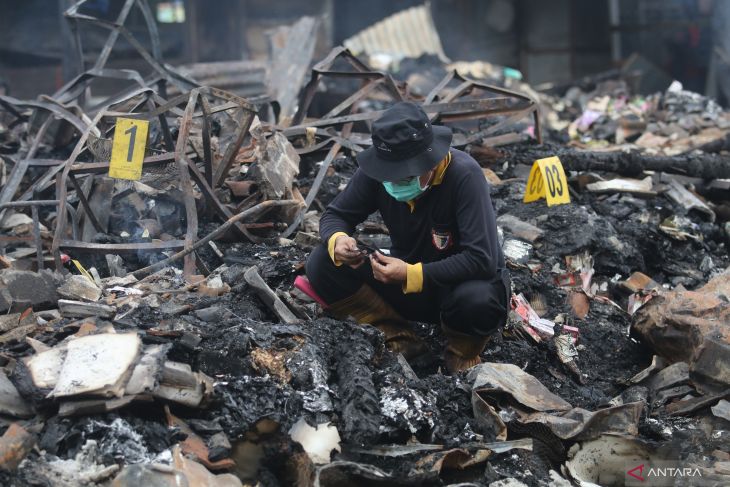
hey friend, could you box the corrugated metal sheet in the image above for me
[176,61,268,98]
[344,4,449,62]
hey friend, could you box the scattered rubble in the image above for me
[1,1,729,486]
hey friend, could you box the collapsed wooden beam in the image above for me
[501,143,730,180]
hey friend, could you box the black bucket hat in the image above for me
[357,102,452,182]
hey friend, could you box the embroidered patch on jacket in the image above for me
[431,228,453,251]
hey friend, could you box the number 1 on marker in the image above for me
[109,118,148,181]
[125,124,137,162]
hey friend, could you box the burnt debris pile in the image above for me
[1,2,729,486]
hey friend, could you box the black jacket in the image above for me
[319,149,505,289]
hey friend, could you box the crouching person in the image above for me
[305,102,510,373]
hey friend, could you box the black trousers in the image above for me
[305,244,510,337]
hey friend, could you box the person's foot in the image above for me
[444,349,484,373]
[442,324,490,374]
[375,322,429,360]
[327,284,429,361]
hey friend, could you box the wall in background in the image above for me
[0,0,722,99]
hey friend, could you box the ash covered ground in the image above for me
[3,147,726,487]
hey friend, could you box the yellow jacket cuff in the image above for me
[327,232,349,266]
[403,262,424,294]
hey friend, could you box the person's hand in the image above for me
[370,252,407,284]
[334,235,365,268]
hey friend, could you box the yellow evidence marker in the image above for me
[523,156,571,206]
[109,118,149,181]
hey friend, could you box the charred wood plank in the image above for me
[501,143,730,180]
[336,326,381,445]
[694,132,730,154]
[243,266,299,324]
[58,299,116,319]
